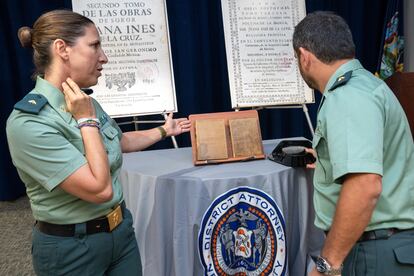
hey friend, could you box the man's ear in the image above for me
[52,39,69,60]
[298,47,311,69]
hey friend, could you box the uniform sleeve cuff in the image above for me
[42,158,88,191]
[332,160,383,183]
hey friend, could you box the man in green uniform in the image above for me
[292,11,414,275]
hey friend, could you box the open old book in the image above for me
[189,110,265,165]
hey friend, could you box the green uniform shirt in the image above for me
[313,59,414,231]
[7,77,124,224]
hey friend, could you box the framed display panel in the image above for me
[72,0,177,117]
[189,110,265,165]
[221,0,314,108]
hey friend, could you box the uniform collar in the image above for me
[323,59,363,95]
[34,76,72,123]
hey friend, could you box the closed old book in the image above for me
[229,117,262,157]
[195,119,228,160]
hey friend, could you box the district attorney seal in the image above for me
[198,186,287,276]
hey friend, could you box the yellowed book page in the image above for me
[229,118,262,157]
[195,119,228,160]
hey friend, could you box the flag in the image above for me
[376,0,404,79]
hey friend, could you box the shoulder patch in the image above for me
[14,94,48,114]
[328,71,352,92]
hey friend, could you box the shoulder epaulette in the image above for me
[328,71,353,92]
[14,94,48,114]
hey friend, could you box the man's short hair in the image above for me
[292,11,355,63]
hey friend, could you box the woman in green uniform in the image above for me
[6,10,190,276]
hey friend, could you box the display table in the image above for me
[120,139,324,275]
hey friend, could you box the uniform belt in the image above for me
[36,201,126,237]
[357,228,404,242]
[324,228,410,243]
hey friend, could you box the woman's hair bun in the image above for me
[18,26,33,48]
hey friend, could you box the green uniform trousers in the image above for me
[32,207,142,276]
[343,229,414,275]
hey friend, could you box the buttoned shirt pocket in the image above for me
[101,124,122,174]
[102,125,118,140]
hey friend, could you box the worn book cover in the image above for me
[229,117,262,157]
[195,119,228,160]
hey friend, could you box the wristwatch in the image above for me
[311,255,343,275]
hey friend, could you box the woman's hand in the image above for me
[61,77,96,120]
[305,147,317,169]
[163,112,191,137]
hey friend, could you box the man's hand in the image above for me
[309,267,341,276]
[308,268,323,276]
[321,173,382,269]
[309,268,323,276]
[305,147,317,169]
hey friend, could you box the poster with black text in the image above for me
[221,0,313,108]
[72,0,177,117]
